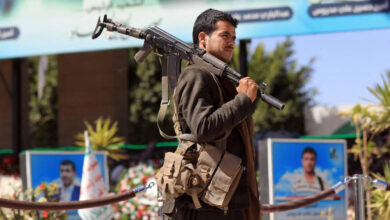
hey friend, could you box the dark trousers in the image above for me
[172,206,245,220]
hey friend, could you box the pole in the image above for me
[352,174,365,220]
[12,59,22,156]
[239,39,250,76]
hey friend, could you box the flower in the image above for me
[42,211,49,218]
[3,157,11,165]
[38,197,48,203]
[0,155,19,175]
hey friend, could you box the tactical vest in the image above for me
[155,70,244,213]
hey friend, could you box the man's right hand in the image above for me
[236,77,259,102]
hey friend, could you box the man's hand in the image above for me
[236,77,259,102]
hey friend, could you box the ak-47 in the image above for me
[92,14,284,110]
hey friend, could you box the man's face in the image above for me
[302,152,316,174]
[60,164,76,187]
[201,20,236,62]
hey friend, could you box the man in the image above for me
[58,160,81,202]
[292,147,329,194]
[170,8,260,220]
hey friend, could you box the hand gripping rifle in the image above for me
[92,15,285,111]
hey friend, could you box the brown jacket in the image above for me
[174,64,260,219]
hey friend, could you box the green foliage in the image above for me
[28,56,58,148]
[371,163,390,220]
[339,72,390,220]
[367,71,390,134]
[340,72,390,165]
[236,38,316,134]
[339,104,379,220]
[75,117,126,161]
[127,49,174,144]
[340,104,389,160]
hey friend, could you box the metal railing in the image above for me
[0,174,388,220]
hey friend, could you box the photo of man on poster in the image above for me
[266,140,347,220]
[57,160,81,202]
[292,147,329,194]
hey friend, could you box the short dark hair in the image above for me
[192,8,238,46]
[302,147,317,159]
[60,160,76,172]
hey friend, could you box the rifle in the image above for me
[92,14,285,111]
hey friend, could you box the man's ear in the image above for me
[198,32,208,49]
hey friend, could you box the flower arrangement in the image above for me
[113,160,161,220]
[0,180,67,220]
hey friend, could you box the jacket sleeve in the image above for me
[175,66,255,143]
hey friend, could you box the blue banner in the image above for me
[1,0,390,59]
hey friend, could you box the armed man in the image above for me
[164,8,261,220]
[91,7,284,220]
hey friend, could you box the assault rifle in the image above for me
[92,14,284,110]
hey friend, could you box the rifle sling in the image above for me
[157,59,231,144]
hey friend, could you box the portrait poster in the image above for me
[19,150,109,219]
[259,139,347,220]
[23,151,109,189]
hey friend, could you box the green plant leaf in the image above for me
[74,117,125,160]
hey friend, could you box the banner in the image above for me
[78,131,114,220]
[1,0,390,59]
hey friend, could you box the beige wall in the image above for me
[304,105,352,136]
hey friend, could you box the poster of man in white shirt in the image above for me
[292,147,329,194]
[260,139,347,220]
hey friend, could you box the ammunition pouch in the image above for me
[201,147,244,210]
[155,141,244,212]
